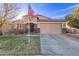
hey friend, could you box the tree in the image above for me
[0,3,20,24]
[65,7,79,29]
[0,3,20,35]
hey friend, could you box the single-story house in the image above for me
[11,15,66,34]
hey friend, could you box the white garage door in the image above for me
[40,23,62,34]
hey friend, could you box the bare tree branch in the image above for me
[0,3,20,24]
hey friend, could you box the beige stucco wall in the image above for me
[40,23,62,34]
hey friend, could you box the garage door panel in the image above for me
[40,23,62,34]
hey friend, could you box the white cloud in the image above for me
[53,4,79,13]
[39,4,45,6]
[52,14,66,19]
[13,11,26,20]
[52,4,79,19]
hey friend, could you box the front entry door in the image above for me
[30,23,35,32]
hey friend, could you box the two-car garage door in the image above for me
[40,23,62,34]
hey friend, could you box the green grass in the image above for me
[0,36,27,51]
[0,35,40,55]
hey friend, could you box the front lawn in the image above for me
[0,35,40,55]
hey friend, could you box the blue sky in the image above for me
[0,3,79,20]
[13,3,79,20]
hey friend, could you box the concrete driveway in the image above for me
[40,34,79,56]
